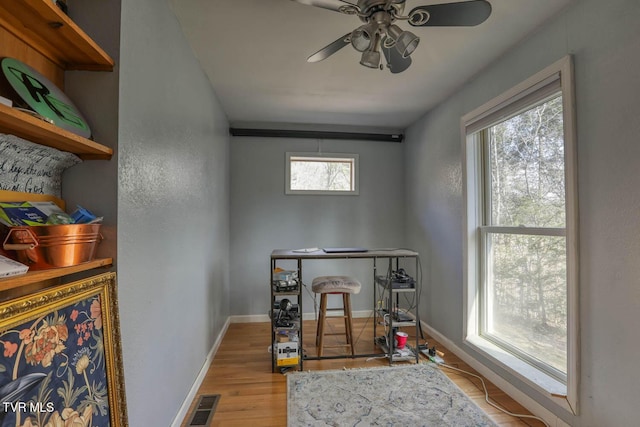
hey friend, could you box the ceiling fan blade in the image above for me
[382,39,412,73]
[291,0,358,14]
[408,0,492,27]
[307,33,351,63]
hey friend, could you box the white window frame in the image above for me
[462,56,579,414]
[285,152,359,195]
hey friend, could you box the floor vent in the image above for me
[187,394,220,426]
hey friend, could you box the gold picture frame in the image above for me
[0,272,127,426]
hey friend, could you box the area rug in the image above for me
[287,363,497,427]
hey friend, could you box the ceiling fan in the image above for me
[292,0,492,73]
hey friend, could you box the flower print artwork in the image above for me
[0,291,114,427]
[22,316,69,368]
[72,299,102,347]
[1,340,18,358]
[90,300,102,330]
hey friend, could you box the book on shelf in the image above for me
[0,255,29,278]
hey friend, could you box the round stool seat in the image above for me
[312,276,361,294]
[312,276,361,357]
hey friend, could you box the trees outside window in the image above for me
[286,153,358,195]
[483,95,567,378]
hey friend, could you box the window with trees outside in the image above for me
[463,57,578,412]
[286,153,359,195]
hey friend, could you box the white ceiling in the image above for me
[171,0,573,131]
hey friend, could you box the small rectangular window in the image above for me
[286,153,359,195]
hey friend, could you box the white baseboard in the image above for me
[231,314,269,323]
[420,321,570,427]
[170,316,231,427]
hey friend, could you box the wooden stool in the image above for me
[312,276,362,357]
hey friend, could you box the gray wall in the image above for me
[63,0,120,263]
[404,0,640,425]
[117,0,230,425]
[230,137,405,317]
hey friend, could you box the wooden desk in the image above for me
[270,248,421,371]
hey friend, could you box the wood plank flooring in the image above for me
[180,319,546,427]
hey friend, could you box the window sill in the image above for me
[465,335,570,404]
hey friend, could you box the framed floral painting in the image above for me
[0,272,127,426]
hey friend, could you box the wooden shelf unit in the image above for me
[0,2,115,294]
[0,0,114,159]
[0,0,114,71]
[0,257,113,293]
[0,103,113,159]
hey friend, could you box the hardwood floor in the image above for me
[180,319,546,427]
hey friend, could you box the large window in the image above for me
[484,94,567,378]
[463,56,578,413]
[286,153,359,195]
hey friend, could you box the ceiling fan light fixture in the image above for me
[385,24,403,45]
[360,33,381,68]
[360,49,381,69]
[351,22,378,52]
[395,30,420,58]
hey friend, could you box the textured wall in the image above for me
[230,137,406,317]
[117,0,230,425]
[63,0,121,263]
[404,0,640,425]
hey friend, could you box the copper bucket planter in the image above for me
[3,224,102,270]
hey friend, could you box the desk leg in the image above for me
[270,259,275,373]
[388,258,393,366]
[415,256,421,362]
[298,258,303,370]
[373,257,377,341]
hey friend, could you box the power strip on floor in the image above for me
[422,351,444,364]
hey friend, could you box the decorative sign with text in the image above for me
[1,57,92,139]
[0,134,81,197]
